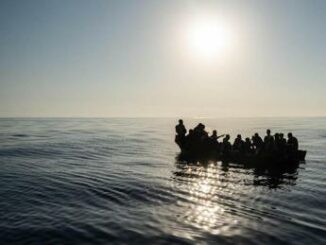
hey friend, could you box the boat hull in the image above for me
[177,148,306,165]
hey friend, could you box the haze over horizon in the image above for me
[1,0,325,118]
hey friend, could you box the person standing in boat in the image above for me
[175,119,187,148]
[264,129,275,152]
[209,130,224,152]
[221,134,232,155]
[210,130,224,143]
[252,133,263,154]
[244,137,254,154]
[264,129,274,143]
[233,134,245,152]
[279,133,287,153]
[287,132,298,152]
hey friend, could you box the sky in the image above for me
[0,0,325,117]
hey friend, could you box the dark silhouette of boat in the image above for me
[175,132,306,166]
[180,148,305,162]
[176,145,306,165]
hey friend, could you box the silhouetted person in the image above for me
[200,124,208,138]
[280,133,286,143]
[264,129,273,143]
[175,119,187,148]
[209,130,223,152]
[233,134,244,151]
[185,129,195,151]
[210,130,218,141]
[221,134,232,155]
[274,133,286,153]
[287,132,298,152]
[264,129,275,152]
[176,119,186,136]
[194,123,208,140]
[252,133,263,153]
[210,130,224,142]
[186,129,195,140]
[194,123,203,133]
[244,137,254,154]
[280,133,286,147]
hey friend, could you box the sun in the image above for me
[186,16,233,60]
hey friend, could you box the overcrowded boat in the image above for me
[175,120,306,164]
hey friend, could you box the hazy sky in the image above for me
[1,0,325,117]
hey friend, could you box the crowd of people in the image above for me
[175,120,299,156]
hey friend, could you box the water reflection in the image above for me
[172,157,303,234]
[224,160,301,189]
[252,163,300,188]
[173,161,240,235]
[175,158,302,189]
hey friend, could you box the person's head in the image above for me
[275,133,279,139]
[280,133,284,139]
[226,134,230,140]
[237,134,242,139]
[212,130,217,136]
[266,129,271,135]
[245,137,250,142]
[178,119,183,124]
[254,133,259,137]
[288,132,293,138]
[189,129,194,135]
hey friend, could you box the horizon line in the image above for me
[0,116,326,119]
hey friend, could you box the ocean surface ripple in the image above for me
[0,118,326,244]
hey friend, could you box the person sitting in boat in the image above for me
[210,130,218,141]
[264,129,275,152]
[275,133,286,153]
[244,137,254,154]
[194,123,202,133]
[280,133,286,144]
[187,123,208,153]
[209,130,223,152]
[184,129,195,152]
[252,133,263,153]
[186,129,194,139]
[209,130,218,148]
[194,123,208,139]
[194,123,208,135]
[279,133,287,147]
[233,134,244,152]
[287,132,298,152]
[210,130,224,143]
[275,133,287,154]
[221,134,232,155]
[175,119,187,148]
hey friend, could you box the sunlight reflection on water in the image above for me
[175,162,243,236]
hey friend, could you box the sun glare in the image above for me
[186,16,233,60]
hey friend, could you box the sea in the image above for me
[0,118,325,245]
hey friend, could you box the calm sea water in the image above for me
[0,118,326,245]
